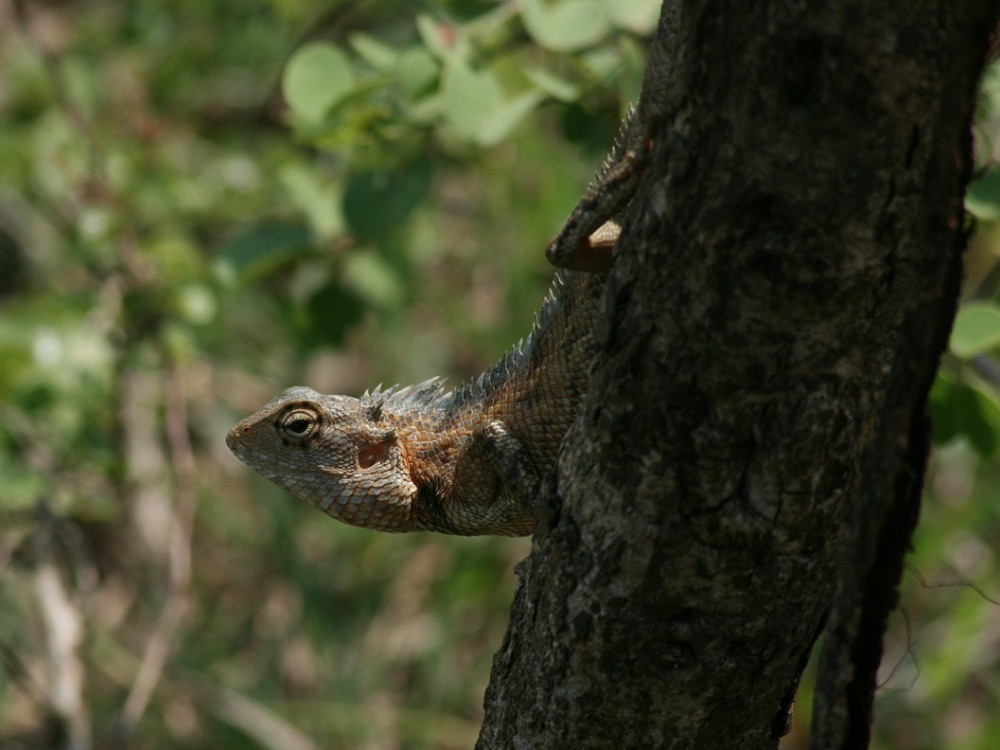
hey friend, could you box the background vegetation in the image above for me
[0,1,997,748]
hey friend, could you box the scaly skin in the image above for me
[227,271,605,535]
[227,107,648,535]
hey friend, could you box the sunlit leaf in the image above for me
[342,249,407,308]
[282,42,354,123]
[477,90,543,146]
[280,163,345,240]
[442,60,502,141]
[416,13,465,60]
[523,66,581,102]
[950,301,1000,358]
[174,284,217,326]
[520,0,610,52]
[397,47,440,99]
[602,0,661,34]
[349,32,398,72]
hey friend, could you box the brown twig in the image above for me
[34,521,92,750]
[117,362,197,735]
[200,682,318,750]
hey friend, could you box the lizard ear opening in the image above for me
[357,430,397,469]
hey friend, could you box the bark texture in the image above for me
[477,1,998,749]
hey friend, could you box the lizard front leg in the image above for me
[545,106,653,273]
[446,420,539,536]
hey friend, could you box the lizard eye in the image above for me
[278,407,320,441]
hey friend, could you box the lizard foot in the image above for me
[545,119,653,272]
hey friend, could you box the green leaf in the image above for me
[618,35,649,103]
[442,60,502,141]
[523,66,581,102]
[282,42,354,123]
[965,171,1000,220]
[217,221,314,282]
[477,90,544,146]
[396,47,440,99]
[520,0,611,52]
[441,58,539,145]
[342,249,406,308]
[174,284,217,326]
[0,321,32,394]
[342,160,432,243]
[929,374,960,444]
[298,280,366,347]
[929,374,1000,457]
[602,0,661,34]
[349,33,398,72]
[580,45,621,80]
[280,163,345,240]
[416,13,467,61]
[950,301,1000,358]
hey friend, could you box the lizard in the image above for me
[226,106,651,536]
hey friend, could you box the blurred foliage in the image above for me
[0,0,997,748]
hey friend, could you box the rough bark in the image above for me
[477,2,998,749]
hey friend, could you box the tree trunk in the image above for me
[477,2,998,748]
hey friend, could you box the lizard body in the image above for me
[227,107,649,535]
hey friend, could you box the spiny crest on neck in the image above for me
[358,270,578,415]
[362,377,448,411]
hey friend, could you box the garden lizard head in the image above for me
[226,386,422,531]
